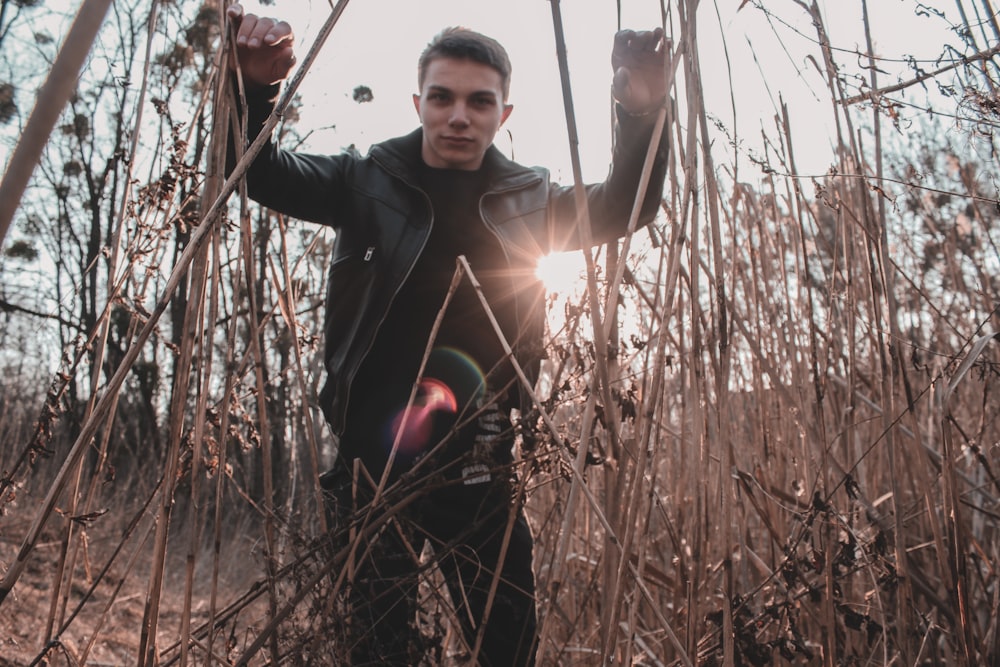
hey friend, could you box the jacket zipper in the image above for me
[335,150,543,431]
[335,154,435,431]
[477,175,544,357]
[478,194,520,348]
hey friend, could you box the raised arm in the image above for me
[225,5,349,226]
[226,4,296,90]
[544,27,670,251]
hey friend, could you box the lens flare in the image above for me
[430,346,486,407]
[535,250,587,297]
[382,347,488,459]
[386,378,457,456]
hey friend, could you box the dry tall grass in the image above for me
[1,0,997,665]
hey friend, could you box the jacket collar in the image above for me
[370,128,542,191]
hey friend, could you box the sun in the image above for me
[535,250,588,297]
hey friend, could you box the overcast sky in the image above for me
[236,0,958,181]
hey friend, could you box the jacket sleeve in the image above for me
[545,103,669,251]
[227,84,351,227]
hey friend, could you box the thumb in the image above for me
[613,67,632,101]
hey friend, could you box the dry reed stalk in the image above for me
[536,388,598,658]
[616,219,685,665]
[681,0,740,662]
[177,14,235,662]
[600,103,671,667]
[460,249,695,664]
[548,0,624,469]
[177,228,223,666]
[941,331,999,665]
[229,472,438,664]
[131,73,248,661]
[6,1,1000,664]
[774,98,844,667]
[788,3,892,664]
[1,0,353,656]
[589,34,671,654]
[214,256,472,662]
[859,5,920,659]
[592,82,671,662]
[136,192,213,667]
[545,33,675,666]
[188,110,285,667]
[670,1,709,660]
[206,220,246,662]
[469,464,532,665]
[267,227,328,536]
[236,160,283,666]
[47,0,167,613]
[833,4,927,661]
[2,70,207,615]
[0,0,113,247]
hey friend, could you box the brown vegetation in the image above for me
[1,0,998,665]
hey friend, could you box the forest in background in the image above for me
[0,0,998,664]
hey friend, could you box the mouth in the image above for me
[441,136,474,146]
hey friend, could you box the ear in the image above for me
[412,93,422,117]
[500,103,514,125]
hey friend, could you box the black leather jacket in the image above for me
[240,92,668,436]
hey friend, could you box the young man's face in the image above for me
[413,57,513,171]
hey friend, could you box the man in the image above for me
[227,5,668,665]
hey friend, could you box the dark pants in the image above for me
[321,455,538,666]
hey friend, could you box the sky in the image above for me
[214,0,969,302]
[234,0,962,182]
[0,0,973,373]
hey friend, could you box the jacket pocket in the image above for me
[324,249,376,371]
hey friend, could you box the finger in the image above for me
[613,29,639,62]
[248,19,271,47]
[614,29,636,49]
[262,21,294,47]
[630,29,664,56]
[247,17,276,48]
[245,17,293,48]
[271,47,297,80]
[226,4,244,23]
[235,14,259,46]
[612,66,631,98]
[648,27,665,48]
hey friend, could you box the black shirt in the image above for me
[340,163,517,470]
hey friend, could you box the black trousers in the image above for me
[321,456,538,666]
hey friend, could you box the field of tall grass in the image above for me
[1,0,998,664]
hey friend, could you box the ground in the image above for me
[0,531,259,666]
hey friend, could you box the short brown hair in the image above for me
[418,27,512,100]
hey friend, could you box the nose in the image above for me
[449,102,470,127]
